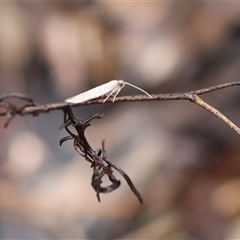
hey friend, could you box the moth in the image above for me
[65,79,152,104]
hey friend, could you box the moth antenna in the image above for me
[123,81,152,98]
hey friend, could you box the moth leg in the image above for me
[112,87,122,102]
[103,86,122,103]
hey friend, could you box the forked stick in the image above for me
[1,81,240,138]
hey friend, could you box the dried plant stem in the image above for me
[192,95,240,135]
[1,81,240,136]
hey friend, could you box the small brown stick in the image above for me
[60,108,142,203]
[1,81,240,137]
[14,81,240,113]
[192,94,240,135]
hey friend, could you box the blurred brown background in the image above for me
[1,2,240,239]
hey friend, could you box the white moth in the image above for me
[65,79,152,104]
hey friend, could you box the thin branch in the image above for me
[192,95,240,135]
[0,81,237,116]
[0,81,240,136]
[1,81,240,203]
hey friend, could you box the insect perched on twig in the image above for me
[65,79,152,104]
[60,107,143,203]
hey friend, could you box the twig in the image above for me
[192,95,240,135]
[1,81,240,203]
[60,108,143,203]
[0,81,240,135]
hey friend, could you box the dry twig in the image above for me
[0,81,240,135]
[60,107,143,203]
[1,81,240,203]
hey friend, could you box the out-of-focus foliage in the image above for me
[1,2,240,239]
